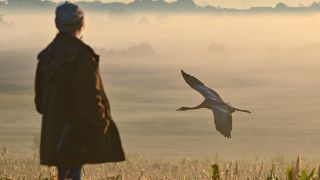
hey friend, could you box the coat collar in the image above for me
[54,33,100,60]
[55,33,84,45]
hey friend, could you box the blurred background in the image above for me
[1,0,320,160]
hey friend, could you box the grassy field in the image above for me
[0,148,319,180]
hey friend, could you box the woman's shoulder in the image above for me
[37,34,100,63]
[80,41,100,60]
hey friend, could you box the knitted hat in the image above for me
[55,1,84,32]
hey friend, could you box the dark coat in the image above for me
[35,33,125,167]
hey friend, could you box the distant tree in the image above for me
[275,2,288,9]
[175,0,196,6]
[0,15,3,22]
[0,1,5,6]
[0,14,12,26]
[7,0,53,6]
[310,2,320,9]
[5,0,56,8]
[8,0,42,3]
[170,0,198,11]
[118,43,155,57]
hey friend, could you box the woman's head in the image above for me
[55,1,85,36]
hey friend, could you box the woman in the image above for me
[35,2,125,179]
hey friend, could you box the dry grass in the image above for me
[1,147,320,180]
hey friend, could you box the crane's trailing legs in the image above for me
[234,108,251,113]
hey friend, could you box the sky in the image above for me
[52,0,319,8]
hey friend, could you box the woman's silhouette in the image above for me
[35,2,125,179]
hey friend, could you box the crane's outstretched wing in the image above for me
[212,107,232,138]
[181,70,223,101]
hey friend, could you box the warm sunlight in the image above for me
[1,0,320,179]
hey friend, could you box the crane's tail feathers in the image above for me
[235,108,252,113]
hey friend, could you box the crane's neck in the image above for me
[177,101,208,111]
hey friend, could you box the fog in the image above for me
[1,11,320,160]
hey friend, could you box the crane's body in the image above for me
[177,70,251,138]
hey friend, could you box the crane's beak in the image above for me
[176,107,190,111]
[176,107,184,111]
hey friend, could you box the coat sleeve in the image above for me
[35,61,44,115]
[73,50,108,126]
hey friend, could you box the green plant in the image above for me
[0,147,8,160]
[210,163,220,180]
[267,164,279,180]
[286,156,317,180]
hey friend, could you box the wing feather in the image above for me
[212,107,232,138]
[181,70,223,101]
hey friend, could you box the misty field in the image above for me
[1,10,320,170]
[1,150,320,180]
